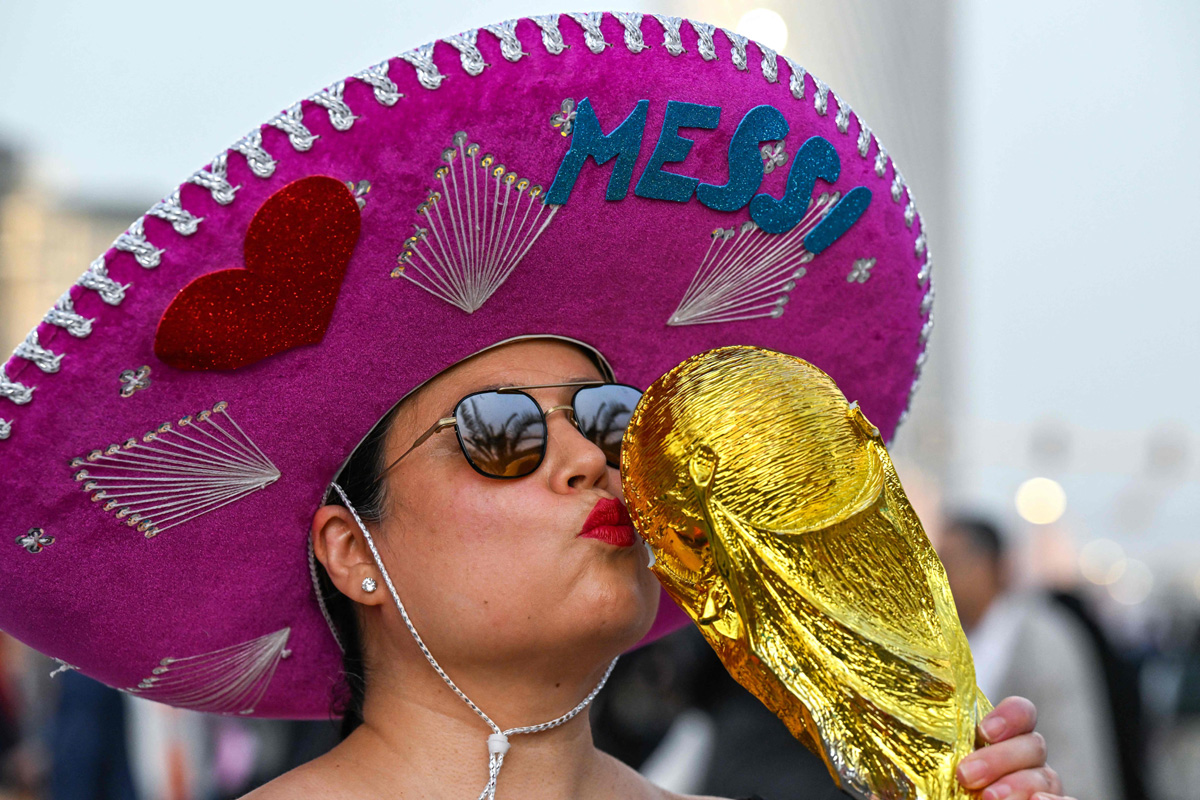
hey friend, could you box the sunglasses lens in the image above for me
[455,392,547,478]
[574,385,643,467]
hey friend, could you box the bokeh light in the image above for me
[736,8,789,54]
[1107,559,1154,605]
[1014,477,1067,525]
[1079,538,1127,585]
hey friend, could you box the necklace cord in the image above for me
[329,482,619,799]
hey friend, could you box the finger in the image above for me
[957,733,1048,790]
[978,696,1038,744]
[975,767,1063,800]
[1032,794,1077,800]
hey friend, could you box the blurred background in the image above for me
[1,1,1197,798]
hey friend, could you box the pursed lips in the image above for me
[578,497,637,547]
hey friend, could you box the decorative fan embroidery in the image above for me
[126,628,291,715]
[392,131,559,313]
[70,402,279,538]
[668,191,840,326]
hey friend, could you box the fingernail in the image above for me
[957,760,984,786]
[984,786,1012,800]
[981,715,1007,742]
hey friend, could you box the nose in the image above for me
[542,405,609,493]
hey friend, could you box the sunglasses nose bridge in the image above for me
[543,404,577,425]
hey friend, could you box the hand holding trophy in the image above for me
[622,345,993,800]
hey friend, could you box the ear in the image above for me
[311,504,387,607]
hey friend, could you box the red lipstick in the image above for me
[579,498,637,548]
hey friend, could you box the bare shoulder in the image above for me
[595,751,735,800]
[238,751,356,799]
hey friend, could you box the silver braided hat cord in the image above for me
[329,483,619,799]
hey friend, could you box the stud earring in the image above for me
[361,577,377,593]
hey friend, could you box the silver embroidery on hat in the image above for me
[5,344,44,406]
[691,21,718,61]
[482,19,525,62]
[399,42,444,90]
[14,331,63,374]
[568,12,609,54]
[531,14,567,54]
[188,153,238,205]
[392,131,559,314]
[761,141,787,174]
[550,98,577,136]
[309,82,357,131]
[230,129,277,179]
[445,30,487,76]
[345,179,371,209]
[847,258,877,284]
[724,29,749,71]
[655,15,686,55]
[113,218,163,269]
[613,12,648,53]
[126,627,292,715]
[668,192,841,327]
[783,56,807,100]
[16,527,53,553]
[71,402,279,538]
[268,103,318,152]
[76,256,127,305]
[118,365,152,398]
[44,292,93,338]
[354,61,402,105]
[148,190,202,236]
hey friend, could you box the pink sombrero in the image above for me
[0,11,933,718]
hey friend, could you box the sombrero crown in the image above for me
[0,12,932,718]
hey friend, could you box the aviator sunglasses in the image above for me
[376,381,644,480]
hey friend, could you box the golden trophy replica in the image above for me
[621,346,991,800]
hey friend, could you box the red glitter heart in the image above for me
[154,175,361,371]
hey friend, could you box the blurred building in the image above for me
[0,150,144,354]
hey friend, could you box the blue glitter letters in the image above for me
[803,186,873,254]
[634,101,722,203]
[548,100,873,251]
[749,136,841,234]
[697,105,789,212]
[546,98,648,204]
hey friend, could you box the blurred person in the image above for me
[47,672,136,800]
[0,13,1068,800]
[937,515,1123,800]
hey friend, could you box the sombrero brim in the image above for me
[0,12,932,718]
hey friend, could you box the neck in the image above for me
[340,633,623,799]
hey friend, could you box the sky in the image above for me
[951,0,1200,558]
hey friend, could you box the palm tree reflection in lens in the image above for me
[575,385,642,468]
[457,394,547,477]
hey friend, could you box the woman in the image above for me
[0,12,1069,799]
[252,337,1063,799]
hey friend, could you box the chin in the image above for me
[565,563,660,654]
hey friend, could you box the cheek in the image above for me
[391,481,570,605]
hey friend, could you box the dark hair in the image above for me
[317,404,402,739]
[945,514,1006,565]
